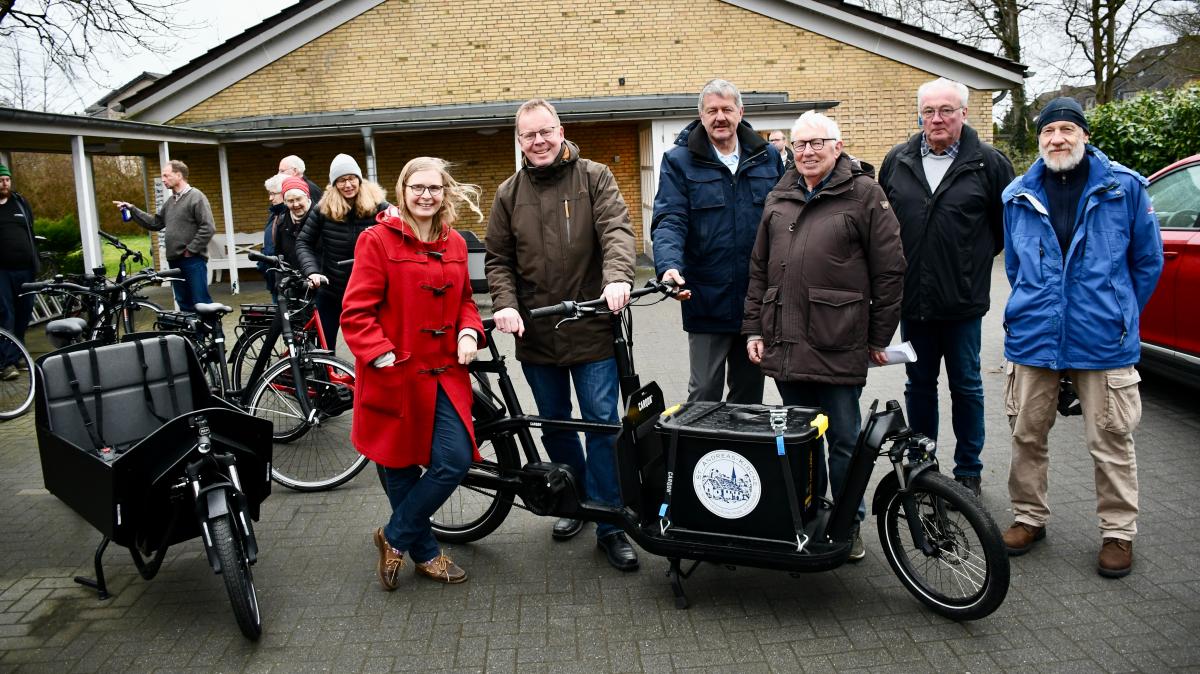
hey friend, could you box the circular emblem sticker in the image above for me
[692,449,761,519]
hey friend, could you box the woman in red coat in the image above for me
[341,157,485,589]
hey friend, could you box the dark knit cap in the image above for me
[1037,97,1089,134]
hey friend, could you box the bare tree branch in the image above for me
[0,0,196,81]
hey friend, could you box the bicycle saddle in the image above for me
[194,303,233,318]
[45,317,89,348]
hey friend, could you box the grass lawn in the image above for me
[99,232,155,274]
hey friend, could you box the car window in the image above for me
[1148,164,1200,229]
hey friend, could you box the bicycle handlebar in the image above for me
[527,280,681,319]
[247,251,279,266]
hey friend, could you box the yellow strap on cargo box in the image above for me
[810,413,828,439]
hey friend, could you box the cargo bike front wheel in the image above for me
[876,471,1008,621]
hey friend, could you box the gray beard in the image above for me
[1042,141,1086,172]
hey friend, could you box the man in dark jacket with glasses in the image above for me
[878,77,1014,498]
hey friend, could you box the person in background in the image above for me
[276,176,312,271]
[744,111,905,561]
[260,174,287,303]
[0,164,38,381]
[341,157,485,589]
[278,155,324,205]
[768,129,795,172]
[296,154,388,347]
[114,159,215,313]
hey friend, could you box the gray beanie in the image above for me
[328,154,363,185]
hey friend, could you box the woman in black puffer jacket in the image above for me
[296,153,388,345]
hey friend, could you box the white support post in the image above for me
[70,136,104,272]
[0,151,11,169]
[361,127,377,184]
[216,144,239,294]
[157,142,170,273]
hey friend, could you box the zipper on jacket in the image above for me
[563,198,571,246]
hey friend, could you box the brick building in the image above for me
[2,0,1024,279]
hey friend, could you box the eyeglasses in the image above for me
[334,176,359,187]
[517,126,559,144]
[792,138,835,151]
[920,106,963,119]
[406,184,444,196]
[284,197,308,206]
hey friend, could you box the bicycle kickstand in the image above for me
[666,557,701,610]
[74,536,112,600]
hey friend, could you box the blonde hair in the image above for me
[317,177,387,222]
[396,157,483,231]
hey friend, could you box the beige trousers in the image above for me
[1005,363,1141,540]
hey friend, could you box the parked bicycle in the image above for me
[151,252,362,492]
[21,263,177,345]
[434,280,1010,620]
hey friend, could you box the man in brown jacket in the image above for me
[744,111,905,560]
[485,98,638,571]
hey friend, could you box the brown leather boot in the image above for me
[1098,538,1133,578]
[1002,522,1045,556]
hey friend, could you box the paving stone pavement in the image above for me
[1,259,1197,673]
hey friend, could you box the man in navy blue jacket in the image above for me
[1000,98,1163,578]
[651,79,783,403]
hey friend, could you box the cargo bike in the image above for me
[434,281,1009,620]
[32,333,273,640]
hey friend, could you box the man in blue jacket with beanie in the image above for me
[1000,97,1162,578]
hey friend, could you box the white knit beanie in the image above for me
[328,154,363,185]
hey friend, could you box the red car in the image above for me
[1141,154,1200,384]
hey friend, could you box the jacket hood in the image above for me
[522,140,580,183]
[677,119,769,161]
[1004,144,1144,203]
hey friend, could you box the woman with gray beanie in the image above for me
[296,153,389,346]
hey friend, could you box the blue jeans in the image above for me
[0,269,34,366]
[168,255,213,313]
[776,380,866,521]
[901,317,985,477]
[380,386,472,564]
[521,358,621,538]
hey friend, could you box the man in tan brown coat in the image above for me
[485,98,638,570]
[744,111,905,560]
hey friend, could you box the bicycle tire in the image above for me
[209,515,262,640]
[0,330,35,420]
[247,354,368,491]
[229,327,285,391]
[431,412,520,543]
[877,471,1009,621]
